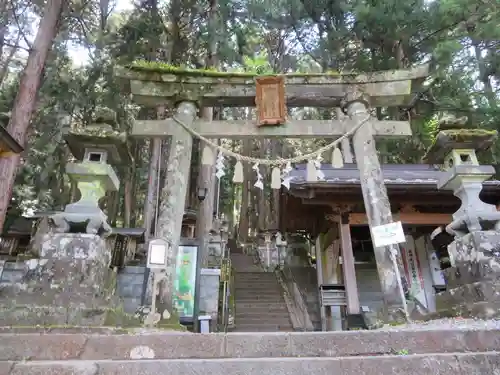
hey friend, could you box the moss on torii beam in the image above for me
[115,62,430,108]
[129,60,350,78]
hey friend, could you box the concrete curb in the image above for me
[0,328,499,361]
[3,352,500,375]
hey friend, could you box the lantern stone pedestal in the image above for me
[0,233,128,326]
[0,115,142,327]
[423,115,500,319]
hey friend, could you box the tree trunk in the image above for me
[107,191,119,226]
[270,139,281,230]
[123,169,133,227]
[196,107,216,266]
[196,0,219,265]
[0,0,65,233]
[143,137,162,240]
[237,139,252,241]
[257,140,267,231]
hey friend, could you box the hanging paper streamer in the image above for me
[306,160,317,182]
[314,155,325,181]
[331,146,344,169]
[252,162,264,190]
[270,167,281,189]
[201,145,215,166]
[215,151,226,179]
[233,160,244,183]
[281,161,293,190]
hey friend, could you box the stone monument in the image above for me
[0,108,139,327]
[423,113,500,318]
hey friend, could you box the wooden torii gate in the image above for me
[116,64,429,322]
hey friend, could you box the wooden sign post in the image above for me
[255,76,286,126]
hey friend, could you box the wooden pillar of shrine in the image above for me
[339,214,361,314]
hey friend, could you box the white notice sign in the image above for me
[371,221,406,248]
[150,244,167,265]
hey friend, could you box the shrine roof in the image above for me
[111,228,145,238]
[3,217,34,236]
[289,163,500,188]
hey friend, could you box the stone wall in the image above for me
[0,261,29,284]
[116,266,146,314]
[0,258,146,323]
[2,261,217,321]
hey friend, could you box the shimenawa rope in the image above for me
[172,111,371,166]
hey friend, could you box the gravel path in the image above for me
[378,318,500,331]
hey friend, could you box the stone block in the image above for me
[1,328,500,363]
[10,362,99,375]
[81,333,224,360]
[288,330,472,357]
[9,353,499,375]
[436,280,500,309]
[41,233,110,263]
[0,362,13,375]
[0,234,122,326]
[456,352,500,375]
[224,332,291,358]
[436,230,500,319]
[447,231,500,282]
[339,353,462,375]
[0,333,87,361]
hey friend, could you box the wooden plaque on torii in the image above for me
[255,76,286,126]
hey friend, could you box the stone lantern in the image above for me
[51,107,131,236]
[0,108,138,327]
[423,113,500,319]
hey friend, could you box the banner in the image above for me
[400,235,427,308]
[173,245,198,318]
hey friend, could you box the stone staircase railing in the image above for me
[276,266,314,331]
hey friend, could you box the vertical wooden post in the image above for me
[156,101,197,319]
[339,214,360,314]
[329,239,343,331]
[315,236,327,331]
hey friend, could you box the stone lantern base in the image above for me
[0,233,140,327]
[434,230,500,319]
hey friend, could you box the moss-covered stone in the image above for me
[423,128,498,164]
[93,106,118,127]
[103,307,142,327]
[62,127,132,165]
[129,60,353,78]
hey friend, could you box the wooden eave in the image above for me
[0,126,23,155]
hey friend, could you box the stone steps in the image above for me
[3,353,499,374]
[234,270,293,332]
[234,316,291,324]
[0,328,499,374]
[235,302,288,309]
[236,312,290,319]
[234,296,287,301]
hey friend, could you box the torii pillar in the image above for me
[342,91,407,322]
